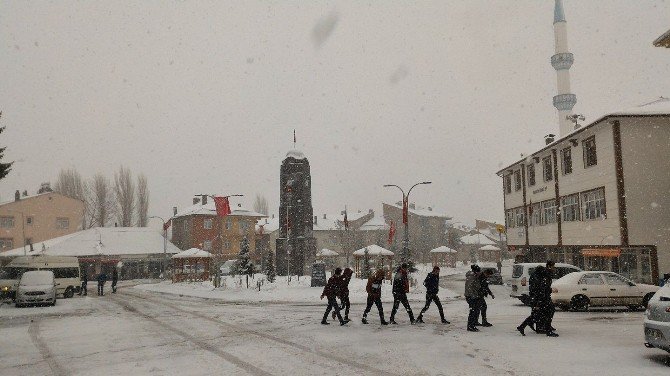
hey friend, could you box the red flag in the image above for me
[388,221,396,245]
[213,196,232,217]
[163,218,172,232]
[402,197,408,224]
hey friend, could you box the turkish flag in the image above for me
[213,196,232,217]
[163,219,172,232]
[388,221,396,245]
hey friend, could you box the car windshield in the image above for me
[21,271,54,286]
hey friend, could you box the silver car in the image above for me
[645,283,670,353]
[15,270,57,308]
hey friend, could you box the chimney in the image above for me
[323,214,327,219]
[173,207,178,216]
[428,207,432,211]
[544,134,556,145]
[272,214,275,219]
[193,197,201,205]
[314,215,318,225]
[15,190,20,201]
[409,203,416,210]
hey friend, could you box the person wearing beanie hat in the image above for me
[416,266,449,324]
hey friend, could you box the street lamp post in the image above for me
[149,215,168,279]
[383,181,432,266]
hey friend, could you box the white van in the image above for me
[510,262,581,305]
[15,270,57,307]
[0,256,80,300]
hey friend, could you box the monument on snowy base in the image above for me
[276,149,317,276]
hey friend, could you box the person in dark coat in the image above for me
[477,269,494,327]
[320,268,346,325]
[78,269,88,296]
[517,261,558,337]
[332,267,353,323]
[416,266,449,324]
[362,269,388,325]
[111,268,118,294]
[97,272,107,296]
[464,264,482,332]
[390,263,415,324]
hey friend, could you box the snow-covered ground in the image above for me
[1,267,668,375]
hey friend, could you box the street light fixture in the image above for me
[383,181,432,267]
[149,215,169,279]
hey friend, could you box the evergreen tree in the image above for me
[0,112,13,181]
[362,247,372,279]
[264,248,276,283]
[237,236,254,288]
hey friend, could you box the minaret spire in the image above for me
[551,0,576,136]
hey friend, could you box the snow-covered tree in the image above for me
[114,166,135,227]
[136,173,149,227]
[237,236,254,288]
[264,248,276,283]
[362,247,372,279]
[0,112,12,181]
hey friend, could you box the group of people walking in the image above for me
[321,263,450,326]
[319,260,560,338]
[77,267,118,297]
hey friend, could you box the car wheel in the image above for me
[570,295,590,312]
[642,293,655,309]
[63,287,74,299]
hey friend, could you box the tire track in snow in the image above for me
[107,294,272,376]
[28,319,67,376]
[122,288,400,376]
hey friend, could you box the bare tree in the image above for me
[253,193,269,215]
[54,168,89,228]
[88,174,115,227]
[114,166,135,227]
[136,173,149,227]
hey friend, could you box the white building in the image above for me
[497,98,670,284]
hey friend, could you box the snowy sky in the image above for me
[1,1,669,226]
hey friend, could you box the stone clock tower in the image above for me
[276,149,317,276]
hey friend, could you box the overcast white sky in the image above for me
[1,1,669,226]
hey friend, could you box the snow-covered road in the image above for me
[1,283,668,375]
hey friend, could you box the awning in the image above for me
[581,249,621,258]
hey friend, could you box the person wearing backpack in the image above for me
[416,266,449,324]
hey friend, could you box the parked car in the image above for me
[510,262,581,305]
[0,255,80,300]
[552,271,659,311]
[645,283,670,353]
[482,267,503,285]
[15,270,57,308]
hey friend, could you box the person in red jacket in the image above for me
[362,269,389,325]
[320,268,346,325]
[390,263,415,324]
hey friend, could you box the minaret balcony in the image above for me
[553,93,576,111]
[551,52,574,70]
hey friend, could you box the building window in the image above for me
[225,218,232,230]
[504,175,512,194]
[583,136,597,167]
[527,164,536,186]
[183,220,189,232]
[26,216,33,225]
[561,147,572,175]
[514,207,525,228]
[541,200,557,225]
[223,241,231,250]
[204,219,213,230]
[0,238,13,249]
[542,156,553,182]
[581,188,606,220]
[203,240,212,251]
[514,170,522,191]
[0,216,15,228]
[505,209,516,228]
[529,202,541,226]
[56,217,70,229]
[561,194,579,221]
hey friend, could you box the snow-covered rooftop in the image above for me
[256,217,280,234]
[430,246,457,253]
[358,215,389,231]
[352,244,394,256]
[174,200,266,219]
[384,202,450,218]
[313,211,370,231]
[172,248,212,258]
[478,244,501,251]
[611,96,670,116]
[316,248,339,257]
[0,227,181,258]
[285,149,306,160]
[460,233,497,245]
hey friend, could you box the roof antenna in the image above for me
[293,129,296,149]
